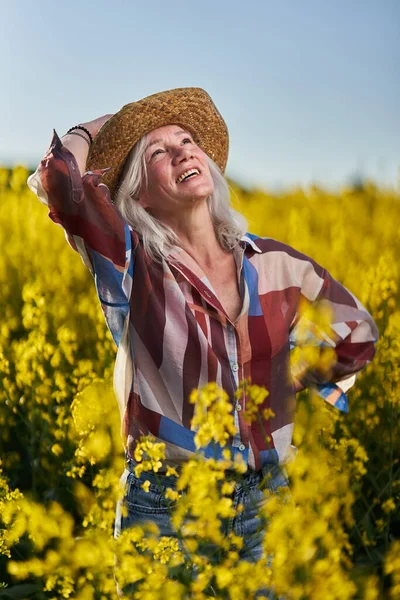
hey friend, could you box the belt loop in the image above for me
[125,449,134,472]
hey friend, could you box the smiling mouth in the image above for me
[176,168,201,184]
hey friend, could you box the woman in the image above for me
[27,87,379,567]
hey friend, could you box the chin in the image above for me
[191,184,214,199]
[187,190,213,202]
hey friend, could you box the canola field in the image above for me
[0,165,399,599]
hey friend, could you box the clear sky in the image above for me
[1,0,399,191]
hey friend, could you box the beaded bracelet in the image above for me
[66,125,93,145]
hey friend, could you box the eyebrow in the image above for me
[145,131,191,151]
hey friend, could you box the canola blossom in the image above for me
[0,165,399,598]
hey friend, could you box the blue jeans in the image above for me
[114,461,290,598]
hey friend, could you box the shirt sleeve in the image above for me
[27,129,134,346]
[289,259,379,412]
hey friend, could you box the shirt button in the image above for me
[238,444,245,451]
[231,362,239,372]
[235,403,242,411]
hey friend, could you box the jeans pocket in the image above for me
[265,464,290,494]
[124,471,179,514]
[121,471,181,538]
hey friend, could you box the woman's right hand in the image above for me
[62,114,114,176]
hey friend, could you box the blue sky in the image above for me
[1,0,399,190]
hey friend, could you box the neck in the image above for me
[153,200,226,266]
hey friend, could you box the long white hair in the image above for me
[113,127,248,263]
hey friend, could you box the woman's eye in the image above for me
[151,138,193,159]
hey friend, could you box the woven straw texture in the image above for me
[86,87,229,202]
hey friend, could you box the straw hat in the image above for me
[86,87,229,203]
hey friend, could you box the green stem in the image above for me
[384,380,395,551]
[351,466,400,533]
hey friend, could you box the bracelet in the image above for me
[66,125,93,145]
[65,130,91,147]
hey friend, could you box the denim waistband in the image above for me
[125,455,284,489]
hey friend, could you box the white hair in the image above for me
[113,127,248,263]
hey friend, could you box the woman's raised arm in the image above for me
[27,115,134,345]
[60,115,113,175]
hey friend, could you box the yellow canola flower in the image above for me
[165,465,179,477]
[235,379,271,425]
[165,488,182,501]
[385,540,400,599]
[81,430,112,463]
[141,480,151,493]
[133,435,166,476]
[51,443,63,456]
[151,536,184,565]
[189,382,237,448]
[382,497,396,514]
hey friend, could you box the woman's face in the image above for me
[137,124,214,216]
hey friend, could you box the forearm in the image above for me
[59,114,113,177]
[27,121,127,265]
[60,131,90,177]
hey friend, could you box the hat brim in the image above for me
[86,87,229,202]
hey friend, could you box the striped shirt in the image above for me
[27,130,379,471]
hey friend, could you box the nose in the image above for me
[172,143,193,165]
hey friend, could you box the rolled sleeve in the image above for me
[290,265,379,412]
[27,129,134,345]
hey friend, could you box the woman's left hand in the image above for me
[294,378,306,393]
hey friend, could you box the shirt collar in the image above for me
[166,234,263,263]
[239,234,263,253]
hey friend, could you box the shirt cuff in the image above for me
[313,380,351,413]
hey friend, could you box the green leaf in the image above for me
[0,583,41,599]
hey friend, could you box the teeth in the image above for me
[176,168,200,183]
